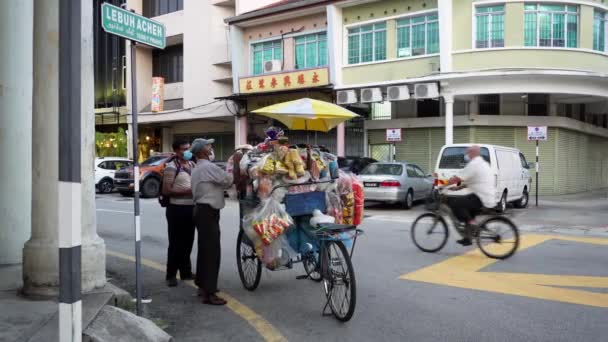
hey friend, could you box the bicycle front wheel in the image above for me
[236,230,262,291]
[322,241,356,322]
[476,216,520,259]
[411,213,449,253]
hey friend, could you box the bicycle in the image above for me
[410,185,520,259]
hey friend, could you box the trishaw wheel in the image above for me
[303,252,322,282]
[322,241,356,322]
[236,229,262,291]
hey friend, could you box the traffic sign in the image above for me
[527,126,548,141]
[386,128,402,142]
[101,3,166,49]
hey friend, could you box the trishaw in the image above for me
[233,98,363,322]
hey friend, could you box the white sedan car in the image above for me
[95,157,132,194]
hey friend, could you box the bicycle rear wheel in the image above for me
[236,230,262,291]
[476,216,520,259]
[322,241,356,322]
[411,213,449,253]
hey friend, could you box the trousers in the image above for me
[447,194,483,223]
[165,204,195,280]
[194,203,221,294]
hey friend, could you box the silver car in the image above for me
[359,162,434,209]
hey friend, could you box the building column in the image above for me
[0,0,33,266]
[444,93,454,145]
[161,127,172,152]
[327,4,343,87]
[337,123,346,157]
[235,115,248,146]
[230,26,245,94]
[80,0,106,292]
[23,0,60,296]
[438,0,453,73]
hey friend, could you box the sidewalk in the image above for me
[0,264,171,342]
[364,188,608,237]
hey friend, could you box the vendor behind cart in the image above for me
[190,138,233,305]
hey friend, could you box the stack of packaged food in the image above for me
[228,127,364,269]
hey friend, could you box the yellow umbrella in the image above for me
[251,98,359,132]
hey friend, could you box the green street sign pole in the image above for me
[101,2,165,316]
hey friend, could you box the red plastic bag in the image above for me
[352,176,364,225]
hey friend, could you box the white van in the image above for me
[434,144,532,212]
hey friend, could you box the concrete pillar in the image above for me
[235,115,248,146]
[0,0,33,266]
[23,0,60,296]
[444,93,454,145]
[327,4,343,87]
[80,0,106,292]
[230,26,245,94]
[337,123,346,157]
[161,127,172,152]
[438,0,453,73]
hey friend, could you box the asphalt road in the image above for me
[96,193,608,342]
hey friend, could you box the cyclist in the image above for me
[446,145,496,246]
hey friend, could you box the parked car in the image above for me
[338,156,377,175]
[434,144,532,212]
[359,162,434,209]
[95,157,132,194]
[114,153,174,198]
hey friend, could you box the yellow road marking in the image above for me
[400,234,608,308]
[107,249,288,342]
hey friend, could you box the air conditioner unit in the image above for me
[264,60,282,73]
[414,83,439,99]
[360,88,383,103]
[387,86,410,101]
[336,90,357,105]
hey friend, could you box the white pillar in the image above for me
[327,4,343,87]
[235,115,248,146]
[81,0,106,292]
[337,123,346,157]
[444,93,454,145]
[438,0,453,73]
[230,26,245,94]
[23,0,60,296]
[0,0,33,266]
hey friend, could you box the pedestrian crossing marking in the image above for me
[400,234,608,308]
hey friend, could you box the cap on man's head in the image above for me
[190,138,215,155]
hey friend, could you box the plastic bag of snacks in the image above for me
[352,175,364,225]
[337,170,353,195]
[326,191,343,224]
[249,198,294,245]
[260,234,297,270]
[257,175,273,199]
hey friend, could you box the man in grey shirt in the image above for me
[190,138,233,305]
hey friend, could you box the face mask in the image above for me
[208,149,215,162]
[182,150,193,161]
[463,154,471,163]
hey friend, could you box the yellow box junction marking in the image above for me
[400,235,608,308]
[107,250,288,342]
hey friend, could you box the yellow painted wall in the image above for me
[452,0,474,51]
[342,0,437,25]
[504,2,524,46]
[342,56,439,85]
[453,49,608,73]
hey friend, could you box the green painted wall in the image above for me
[367,126,608,195]
[342,56,439,85]
[453,49,608,73]
[342,0,437,25]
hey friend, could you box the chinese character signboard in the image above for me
[386,128,402,142]
[527,126,548,141]
[101,3,166,49]
[239,67,329,94]
[151,77,164,112]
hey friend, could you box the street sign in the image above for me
[386,128,402,142]
[527,126,548,141]
[101,3,166,49]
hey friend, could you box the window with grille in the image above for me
[478,94,500,115]
[594,10,607,52]
[527,94,548,116]
[417,99,439,117]
[153,44,183,83]
[565,103,573,118]
[143,0,183,18]
[524,4,578,48]
[252,40,282,75]
[396,13,439,57]
[475,5,504,48]
[348,23,387,64]
[295,33,327,69]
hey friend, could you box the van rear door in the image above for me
[435,146,492,184]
